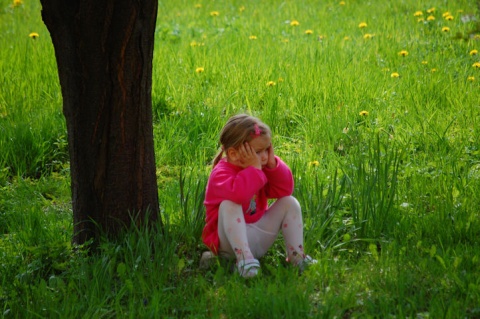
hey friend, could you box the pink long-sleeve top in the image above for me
[202,156,294,254]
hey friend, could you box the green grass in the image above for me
[1,0,480,317]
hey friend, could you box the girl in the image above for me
[201,114,315,278]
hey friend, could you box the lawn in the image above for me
[1,0,480,317]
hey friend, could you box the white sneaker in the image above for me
[236,259,261,278]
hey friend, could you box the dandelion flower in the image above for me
[358,22,367,28]
[363,33,373,39]
[195,67,205,73]
[398,50,409,57]
[427,7,435,14]
[29,32,39,39]
[414,11,423,17]
[210,11,219,17]
[344,36,351,40]
[278,77,284,83]
[427,15,435,21]
[290,20,300,26]
[417,18,424,23]
[359,110,369,116]
[239,6,245,12]
[444,15,454,21]
[442,12,451,18]
[190,41,204,47]
[194,3,202,8]
[467,76,475,81]
[12,0,22,7]
[470,49,478,56]
[431,68,438,72]
[391,72,400,78]
[442,27,450,32]
[422,61,428,65]
[249,35,257,40]
[305,29,313,35]
[309,160,320,167]
[339,1,346,5]
[266,81,276,86]
[473,62,480,68]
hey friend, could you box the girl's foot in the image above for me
[237,259,260,278]
[287,255,317,273]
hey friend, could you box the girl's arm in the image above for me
[263,156,294,198]
[208,165,267,204]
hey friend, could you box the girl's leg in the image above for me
[253,196,306,264]
[217,200,255,262]
[218,197,307,264]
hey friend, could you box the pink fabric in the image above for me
[202,156,294,254]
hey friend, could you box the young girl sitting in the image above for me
[201,114,315,278]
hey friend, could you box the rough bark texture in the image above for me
[40,0,161,244]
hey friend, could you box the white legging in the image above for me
[217,196,306,263]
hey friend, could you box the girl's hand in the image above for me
[266,144,276,169]
[238,142,261,169]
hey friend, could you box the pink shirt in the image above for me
[202,156,294,254]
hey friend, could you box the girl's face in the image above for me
[247,135,271,167]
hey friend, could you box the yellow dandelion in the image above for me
[344,36,351,40]
[190,41,199,47]
[359,110,369,116]
[363,33,373,39]
[473,62,480,68]
[309,160,320,167]
[427,7,435,14]
[398,50,409,57]
[305,29,313,35]
[417,18,424,23]
[358,22,367,28]
[431,68,438,73]
[290,20,300,26]
[249,35,257,40]
[391,72,400,78]
[278,77,284,83]
[29,32,39,39]
[444,15,454,21]
[194,3,202,8]
[470,49,478,56]
[414,11,423,17]
[339,1,346,5]
[442,12,451,18]
[239,6,245,12]
[210,11,219,17]
[12,0,22,7]
[422,61,428,65]
[442,27,450,32]
[195,67,205,73]
[266,81,276,87]
[467,76,475,81]
[427,15,435,21]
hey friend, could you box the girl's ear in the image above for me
[226,147,239,161]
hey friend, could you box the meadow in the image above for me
[1,0,480,317]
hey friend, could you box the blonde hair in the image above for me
[212,114,271,167]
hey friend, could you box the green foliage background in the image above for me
[1,0,480,317]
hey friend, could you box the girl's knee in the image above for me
[219,200,242,215]
[278,195,301,212]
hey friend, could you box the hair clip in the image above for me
[253,123,261,137]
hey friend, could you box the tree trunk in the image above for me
[40,0,161,244]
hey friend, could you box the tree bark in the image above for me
[40,0,161,244]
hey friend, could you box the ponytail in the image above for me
[212,149,224,167]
